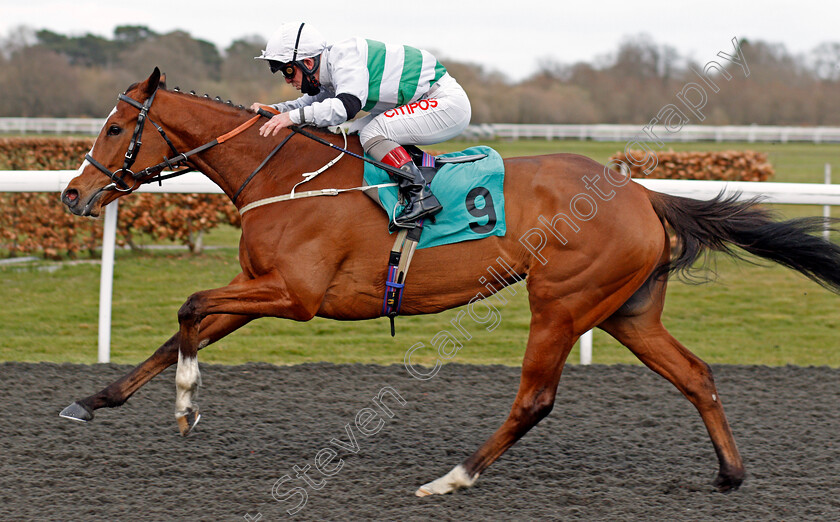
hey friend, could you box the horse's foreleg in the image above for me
[416,296,576,496]
[173,273,316,436]
[599,310,745,492]
[59,312,252,423]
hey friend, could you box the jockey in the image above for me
[252,22,472,229]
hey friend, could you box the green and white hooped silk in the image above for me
[361,39,448,112]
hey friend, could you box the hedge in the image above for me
[0,138,240,259]
[609,149,774,181]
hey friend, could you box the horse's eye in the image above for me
[107,125,122,136]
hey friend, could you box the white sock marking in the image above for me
[416,465,478,496]
[175,352,201,415]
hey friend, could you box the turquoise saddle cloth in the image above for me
[363,146,506,249]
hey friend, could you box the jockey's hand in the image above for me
[259,112,293,137]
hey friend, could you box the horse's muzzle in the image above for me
[61,187,104,217]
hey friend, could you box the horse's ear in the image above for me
[144,67,162,96]
[160,72,167,90]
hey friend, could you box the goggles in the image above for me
[269,60,297,80]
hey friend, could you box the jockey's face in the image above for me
[286,58,319,91]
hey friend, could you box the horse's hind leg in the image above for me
[599,275,745,492]
[416,292,576,496]
[59,312,252,423]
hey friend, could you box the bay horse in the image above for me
[60,68,840,496]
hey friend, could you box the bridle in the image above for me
[85,86,265,195]
[85,89,197,193]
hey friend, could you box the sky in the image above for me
[0,0,835,81]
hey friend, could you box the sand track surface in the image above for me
[2,362,839,520]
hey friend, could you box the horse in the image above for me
[59,68,840,496]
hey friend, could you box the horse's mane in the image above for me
[124,76,254,117]
[165,86,347,140]
[170,86,250,114]
[123,76,351,142]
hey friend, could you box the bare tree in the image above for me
[2,26,840,125]
[119,31,220,87]
[0,46,81,117]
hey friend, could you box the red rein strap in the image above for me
[255,104,281,117]
[217,115,262,143]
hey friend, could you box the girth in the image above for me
[382,223,424,336]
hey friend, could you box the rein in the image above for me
[253,107,414,181]
[238,123,397,215]
[231,106,406,214]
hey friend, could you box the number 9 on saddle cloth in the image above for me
[364,145,507,249]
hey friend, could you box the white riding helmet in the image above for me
[255,22,327,63]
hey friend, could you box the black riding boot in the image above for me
[392,161,442,229]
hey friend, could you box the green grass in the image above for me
[441,139,839,184]
[1,250,837,367]
[1,139,838,367]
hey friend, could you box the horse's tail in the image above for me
[647,190,840,293]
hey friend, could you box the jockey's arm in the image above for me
[285,92,361,127]
[252,93,362,134]
[267,90,329,114]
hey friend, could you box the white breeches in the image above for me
[355,74,472,149]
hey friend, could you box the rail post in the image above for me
[580,330,593,365]
[98,199,119,363]
[825,164,832,242]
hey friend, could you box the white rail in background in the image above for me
[5,118,840,143]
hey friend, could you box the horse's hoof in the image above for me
[176,407,200,437]
[713,470,744,493]
[414,465,478,497]
[59,402,94,423]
